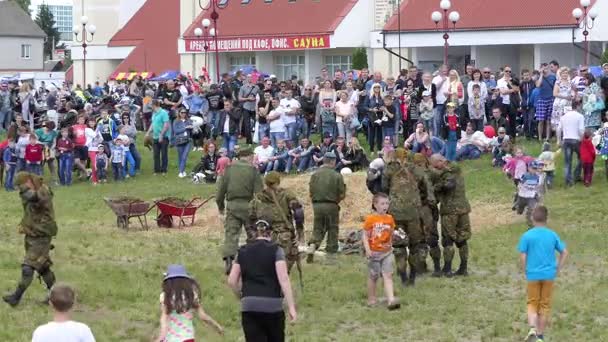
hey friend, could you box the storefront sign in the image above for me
[185,34,331,52]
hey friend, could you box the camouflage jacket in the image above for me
[19,184,58,237]
[381,161,435,221]
[431,163,471,215]
[216,160,263,212]
[249,187,301,232]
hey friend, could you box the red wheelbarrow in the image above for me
[154,196,215,229]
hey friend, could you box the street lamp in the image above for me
[198,0,229,84]
[431,0,459,66]
[73,15,95,88]
[572,0,598,65]
[194,18,213,76]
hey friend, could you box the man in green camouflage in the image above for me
[430,153,471,277]
[249,171,304,273]
[413,153,442,277]
[307,152,346,264]
[382,148,435,286]
[3,172,58,307]
[216,149,263,274]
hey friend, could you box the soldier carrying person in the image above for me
[3,172,58,307]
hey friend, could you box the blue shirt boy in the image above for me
[518,227,566,281]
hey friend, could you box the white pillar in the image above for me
[411,47,418,66]
[470,46,477,67]
[533,44,542,69]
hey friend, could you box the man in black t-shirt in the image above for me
[206,84,224,138]
[333,70,345,91]
[157,80,182,119]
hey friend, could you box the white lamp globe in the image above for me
[572,8,583,19]
[440,0,451,10]
[202,18,211,28]
[80,16,89,25]
[87,24,96,35]
[448,11,460,23]
[589,7,599,19]
[431,11,442,22]
[580,0,591,7]
[73,25,81,34]
[194,28,203,37]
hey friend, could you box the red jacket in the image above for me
[580,138,596,164]
[25,143,43,163]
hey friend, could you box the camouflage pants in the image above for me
[222,201,251,259]
[516,196,537,228]
[309,203,339,254]
[420,205,441,262]
[393,216,427,274]
[23,235,53,271]
[273,228,299,273]
[440,213,471,264]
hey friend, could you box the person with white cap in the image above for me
[155,264,223,342]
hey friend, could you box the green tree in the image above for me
[600,49,608,66]
[35,4,61,60]
[352,47,368,70]
[11,0,31,14]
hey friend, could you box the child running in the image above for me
[518,206,568,342]
[155,264,223,342]
[362,193,400,310]
[537,142,557,190]
[516,160,544,228]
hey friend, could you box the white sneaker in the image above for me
[178,172,185,178]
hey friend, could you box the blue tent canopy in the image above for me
[150,70,181,82]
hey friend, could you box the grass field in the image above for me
[0,136,607,341]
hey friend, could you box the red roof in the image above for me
[108,0,179,76]
[384,0,595,32]
[183,0,357,39]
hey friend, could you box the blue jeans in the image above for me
[4,164,15,191]
[222,133,237,157]
[176,142,191,173]
[58,153,73,185]
[266,158,287,173]
[208,110,220,137]
[456,144,482,161]
[97,166,107,182]
[300,120,312,139]
[129,143,141,172]
[269,132,285,149]
[286,155,312,173]
[382,126,395,146]
[322,123,336,139]
[17,158,26,172]
[153,139,169,173]
[431,136,446,156]
[563,139,581,185]
[285,122,298,146]
[123,151,136,176]
[446,130,457,161]
[27,163,42,175]
[0,108,10,132]
[112,162,124,181]
[434,104,446,136]
[257,123,269,142]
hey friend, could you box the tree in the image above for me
[35,4,61,60]
[11,0,31,14]
[600,49,608,67]
[352,47,368,70]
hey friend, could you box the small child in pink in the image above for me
[216,147,231,177]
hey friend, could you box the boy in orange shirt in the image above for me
[362,193,400,310]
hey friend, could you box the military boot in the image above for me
[3,285,27,307]
[455,244,469,276]
[407,269,416,286]
[398,271,408,286]
[306,244,316,264]
[442,261,453,278]
[455,259,468,276]
[431,257,442,277]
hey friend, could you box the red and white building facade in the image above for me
[179,0,373,83]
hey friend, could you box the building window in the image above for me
[21,44,31,59]
[229,55,256,72]
[274,55,305,81]
[323,55,352,75]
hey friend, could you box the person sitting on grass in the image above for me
[253,136,274,174]
[266,139,289,173]
[404,122,431,154]
[340,137,369,172]
[285,138,313,174]
[31,284,95,342]
[362,192,400,310]
[312,133,334,168]
[155,264,223,342]
[518,206,568,342]
[191,141,219,183]
[456,122,487,161]
[490,127,511,167]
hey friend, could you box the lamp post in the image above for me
[194,18,212,76]
[198,0,229,84]
[572,0,599,66]
[431,0,459,67]
[73,16,96,88]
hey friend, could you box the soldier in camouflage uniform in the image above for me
[430,154,471,277]
[307,152,346,264]
[382,148,435,286]
[413,153,442,277]
[249,172,304,273]
[216,149,263,274]
[3,172,58,307]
